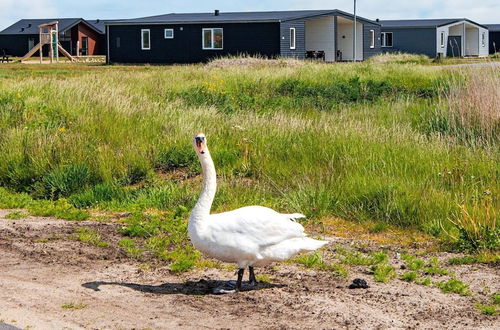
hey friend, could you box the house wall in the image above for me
[337,19,363,61]
[478,27,489,56]
[280,20,305,59]
[363,22,381,59]
[490,31,500,54]
[305,17,335,61]
[382,28,437,57]
[71,23,103,55]
[465,27,479,56]
[108,23,281,64]
[0,34,39,56]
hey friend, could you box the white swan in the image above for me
[188,133,328,293]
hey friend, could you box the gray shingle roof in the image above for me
[380,18,486,29]
[0,18,105,35]
[486,24,500,32]
[107,9,378,25]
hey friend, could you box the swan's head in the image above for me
[193,133,207,155]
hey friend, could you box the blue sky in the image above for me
[1,0,499,30]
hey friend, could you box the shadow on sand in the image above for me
[82,279,285,295]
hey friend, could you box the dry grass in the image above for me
[206,55,306,69]
[367,53,432,65]
[444,68,500,146]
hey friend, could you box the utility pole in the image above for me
[353,0,357,61]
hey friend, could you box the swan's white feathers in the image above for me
[188,136,328,270]
[208,206,307,248]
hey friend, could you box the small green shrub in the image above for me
[401,271,418,282]
[402,254,425,271]
[371,264,396,283]
[448,255,477,265]
[75,228,109,247]
[416,277,432,286]
[28,199,90,221]
[436,278,471,296]
[424,257,449,275]
[61,303,87,310]
[39,164,92,199]
[0,187,32,209]
[4,210,28,220]
[476,303,498,315]
[492,293,500,305]
[295,252,324,268]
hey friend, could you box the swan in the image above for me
[188,133,328,294]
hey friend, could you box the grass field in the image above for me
[0,55,498,256]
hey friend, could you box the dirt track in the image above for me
[0,210,498,329]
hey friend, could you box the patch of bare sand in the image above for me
[0,211,498,329]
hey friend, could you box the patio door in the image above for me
[28,38,35,51]
[447,36,462,57]
[81,37,88,56]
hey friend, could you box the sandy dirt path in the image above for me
[0,210,498,329]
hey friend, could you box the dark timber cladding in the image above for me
[486,24,500,54]
[108,23,281,63]
[381,28,437,57]
[106,9,381,64]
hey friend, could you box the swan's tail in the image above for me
[259,237,328,263]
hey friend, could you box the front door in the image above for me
[447,36,462,57]
[81,37,88,56]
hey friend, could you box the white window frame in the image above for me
[202,28,223,50]
[369,29,375,48]
[141,29,150,50]
[164,28,174,39]
[381,32,393,47]
[440,31,445,48]
[290,27,296,50]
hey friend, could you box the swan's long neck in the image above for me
[190,149,216,225]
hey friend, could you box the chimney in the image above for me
[21,27,24,32]
[96,19,100,23]
[214,9,220,16]
[376,18,380,22]
[28,24,32,28]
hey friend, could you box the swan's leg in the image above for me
[236,268,244,291]
[248,266,258,286]
[212,269,244,294]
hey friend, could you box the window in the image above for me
[440,31,445,48]
[141,29,150,50]
[164,29,174,39]
[202,28,223,49]
[381,32,393,47]
[481,32,486,47]
[116,37,121,48]
[290,27,296,49]
[369,30,375,48]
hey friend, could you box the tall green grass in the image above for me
[0,61,498,243]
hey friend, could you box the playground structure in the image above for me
[20,21,75,63]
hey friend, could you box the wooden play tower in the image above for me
[20,21,75,63]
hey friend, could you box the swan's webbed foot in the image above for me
[248,266,258,287]
[212,269,244,294]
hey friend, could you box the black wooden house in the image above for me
[106,9,381,64]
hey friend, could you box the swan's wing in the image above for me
[208,206,307,248]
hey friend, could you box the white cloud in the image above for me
[0,0,58,30]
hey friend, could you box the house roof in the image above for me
[0,18,105,35]
[380,18,487,29]
[107,9,379,25]
[486,24,500,32]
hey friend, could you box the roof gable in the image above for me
[380,18,486,29]
[107,9,379,25]
[0,18,104,35]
